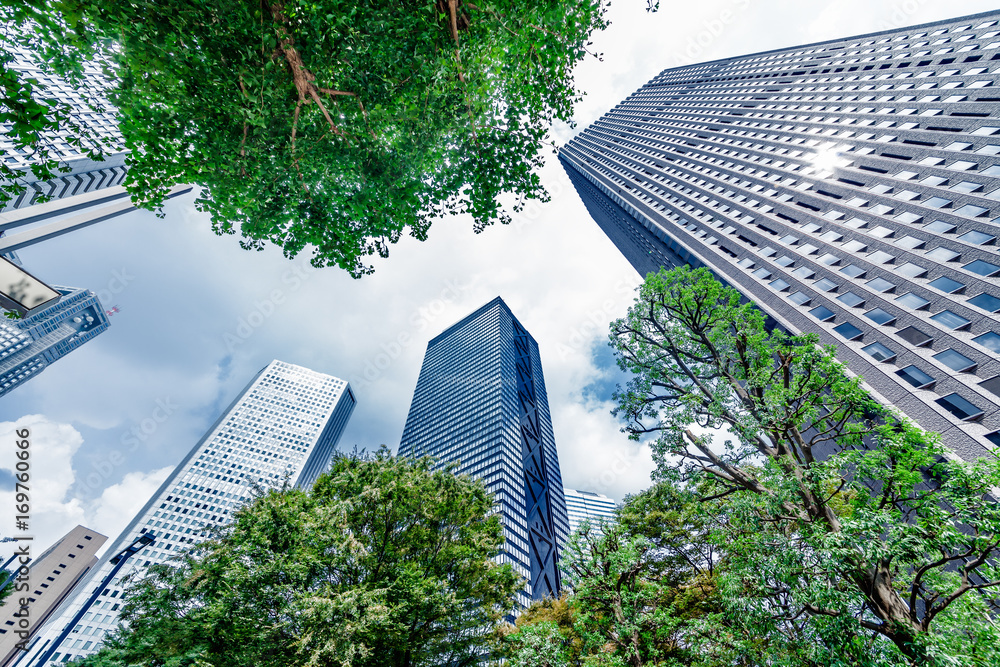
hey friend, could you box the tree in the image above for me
[608,266,1000,665]
[7,0,614,277]
[77,448,519,667]
[0,2,116,208]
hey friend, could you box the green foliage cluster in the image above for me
[77,449,519,667]
[3,0,610,276]
[0,1,115,208]
[505,266,1000,667]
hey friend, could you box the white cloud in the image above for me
[0,416,171,559]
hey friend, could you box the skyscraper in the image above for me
[0,287,110,397]
[561,10,1000,461]
[15,360,356,666]
[0,42,125,214]
[399,297,570,607]
[563,488,617,536]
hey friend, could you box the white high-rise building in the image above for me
[563,488,617,535]
[14,360,356,666]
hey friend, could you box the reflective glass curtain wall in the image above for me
[399,297,570,608]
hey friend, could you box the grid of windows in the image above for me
[0,44,126,212]
[399,297,570,609]
[563,488,617,536]
[562,10,1000,460]
[19,361,355,666]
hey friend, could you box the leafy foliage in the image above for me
[607,266,1000,665]
[77,448,519,667]
[0,1,115,208]
[11,0,610,276]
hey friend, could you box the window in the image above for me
[869,250,896,264]
[897,326,933,347]
[793,266,816,279]
[929,275,965,293]
[837,291,866,307]
[753,268,772,280]
[896,364,935,388]
[972,331,1000,353]
[776,255,795,267]
[770,278,791,291]
[843,240,868,253]
[839,264,867,278]
[789,291,811,305]
[958,230,994,245]
[815,278,839,291]
[865,308,896,325]
[964,259,1000,277]
[810,305,836,321]
[834,322,864,340]
[862,341,896,361]
[935,393,984,421]
[925,219,957,234]
[925,246,961,262]
[930,309,971,329]
[897,262,928,277]
[819,253,841,265]
[895,292,930,309]
[968,293,1000,312]
[894,235,925,249]
[868,277,896,292]
[933,349,976,372]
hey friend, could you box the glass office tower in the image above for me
[399,297,570,607]
[16,360,356,666]
[0,287,110,397]
[561,10,1000,461]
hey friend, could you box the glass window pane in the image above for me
[897,365,935,388]
[837,291,866,307]
[968,293,1000,312]
[924,220,956,234]
[809,305,835,321]
[897,262,928,278]
[933,349,976,371]
[895,292,930,309]
[869,251,896,264]
[862,342,895,361]
[930,310,971,329]
[925,247,961,262]
[964,259,1000,276]
[867,277,896,292]
[833,322,864,340]
[929,275,965,293]
[972,331,1000,353]
[865,308,896,325]
[840,264,866,278]
[770,278,790,291]
[936,393,983,421]
[788,291,811,305]
[815,278,839,292]
[793,266,815,279]
[753,268,773,280]
[775,255,795,267]
[958,230,994,245]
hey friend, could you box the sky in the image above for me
[2,0,998,559]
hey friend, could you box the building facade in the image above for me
[399,297,570,607]
[0,287,110,397]
[0,526,107,667]
[15,360,356,666]
[0,42,125,214]
[561,10,1000,461]
[563,488,617,536]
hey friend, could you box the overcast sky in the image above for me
[2,0,998,558]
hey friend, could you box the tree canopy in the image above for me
[77,449,519,667]
[605,266,1000,665]
[3,0,611,276]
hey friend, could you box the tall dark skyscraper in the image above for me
[561,11,1000,461]
[399,297,570,607]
